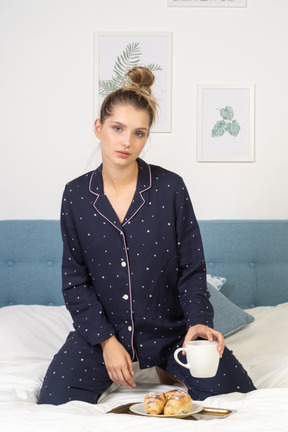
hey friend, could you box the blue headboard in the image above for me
[0,220,63,307]
[199,220,288,309]
[0,219,287,309]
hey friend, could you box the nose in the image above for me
[121,132,132,148]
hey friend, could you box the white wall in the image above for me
[1,0,287,220]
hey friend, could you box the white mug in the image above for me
[174,340,220,378]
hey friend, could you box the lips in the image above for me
[116,150,131,158]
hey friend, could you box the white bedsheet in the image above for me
[1,303,288,431]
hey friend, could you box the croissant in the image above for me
[163,390,193,415]
[144,392,166,415]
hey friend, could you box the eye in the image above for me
[135,131,145,138]
[113,126,122,132]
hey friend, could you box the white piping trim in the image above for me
[122,164,152,227]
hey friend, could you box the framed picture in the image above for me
[168,0,247,7]
[197,84,255,162]
[93,32,172,133]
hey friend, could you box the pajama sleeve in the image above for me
[61,185,116,346]
[175,178,214,329]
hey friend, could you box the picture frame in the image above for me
[168,0,247,7]
[197,84,255,162]
[93,32,172,133]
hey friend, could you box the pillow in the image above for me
[207,274,226,291]
[207,282,255,337]
[0,305,73,362]
[0,305,74,402]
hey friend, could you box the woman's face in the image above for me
[94,104,150,170]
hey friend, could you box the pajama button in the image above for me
[121,261,127,267]
[122,294,129,300]
[128,326,132,331]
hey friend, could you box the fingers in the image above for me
[108,367,136,388]
[207,329,224,357]
[106,357,136,389]
[101,336,136,388]
[182,325,198,349]
[183,324,225,357]
[120,367,136,388]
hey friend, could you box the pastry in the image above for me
[144,391,166,415]
[163,389,193,415]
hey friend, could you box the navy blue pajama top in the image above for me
[61,158,214,369]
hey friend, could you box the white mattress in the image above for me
[1,303,288,432]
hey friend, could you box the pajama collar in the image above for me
[88,158,152,230]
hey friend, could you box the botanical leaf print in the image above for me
[99,42,163,97]
[212,106,240,138]
[212,120,228,137]
[220,106,234,121]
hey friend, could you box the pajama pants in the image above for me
[38,330,256,405]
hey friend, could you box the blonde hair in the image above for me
[100,67,158,128]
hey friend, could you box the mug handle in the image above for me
[174,347,190,369]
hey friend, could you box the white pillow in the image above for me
[206,274,226,290]
[0,305,73,362]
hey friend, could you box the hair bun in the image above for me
[100,66,158,127]
[126,67,155,94]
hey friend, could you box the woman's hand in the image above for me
[100,336,136,388]
[183,324,225,358]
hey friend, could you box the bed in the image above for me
[1,219,288,431]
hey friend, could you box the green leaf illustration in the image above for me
[99,42,163,97]
[220,106,234,121]
[146,63,163,72]
[226,119,240,137]
[113,42,141,81]
[212,120,228,137]
[99,79,122,97]
[212,106,241,139]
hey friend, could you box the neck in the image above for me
[102,160,139,191]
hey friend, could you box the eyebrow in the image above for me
[111,121,149,131]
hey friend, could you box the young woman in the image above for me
[38,67,255,405]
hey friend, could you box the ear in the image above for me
[94,118,102,139]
